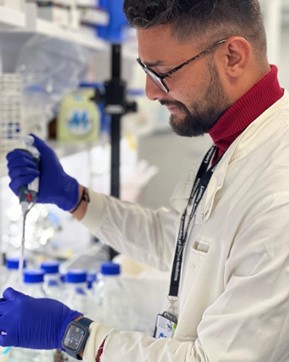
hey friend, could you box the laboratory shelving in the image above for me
[0,3,111,178]
[0,4,108,50]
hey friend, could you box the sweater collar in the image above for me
[209,65,284,158]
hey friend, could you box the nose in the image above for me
[145,76,165,101]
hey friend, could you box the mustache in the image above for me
[159,100,180,107]
[159,100,189,112]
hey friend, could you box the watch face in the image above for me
[63,324,85,351]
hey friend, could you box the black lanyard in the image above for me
[169,146,220,299]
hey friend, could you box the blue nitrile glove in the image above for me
[6,134,79,211]
[0,288,82,349]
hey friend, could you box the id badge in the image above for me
[153,311,178,339]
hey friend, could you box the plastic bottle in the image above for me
[97,262,132,330]
[0,257,26,295]
[85,271,102,320]
[0,258,27,362]
[15,35,88,138]
[22,269,46,297]
[10,269,52,362]
[87,271,98,292]
[64,269,88,315]
[40,260,63,301]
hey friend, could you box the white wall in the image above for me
[279,24,289,88]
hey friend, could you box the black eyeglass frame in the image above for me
[136,38,228,93]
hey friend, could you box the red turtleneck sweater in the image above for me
[209,65,284,160]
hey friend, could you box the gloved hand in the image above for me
[0,288,82,349]
[6,134,79,211]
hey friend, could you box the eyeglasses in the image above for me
[136,38,227,93]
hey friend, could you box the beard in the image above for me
[162,62,231,137]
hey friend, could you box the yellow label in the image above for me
[57,89,100,143]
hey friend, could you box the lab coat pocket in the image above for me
[189,240,210,271]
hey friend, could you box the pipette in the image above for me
[18,135,40,280]
[19,136,40,212]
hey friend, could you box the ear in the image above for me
[221,37,252,77]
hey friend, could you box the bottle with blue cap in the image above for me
[64,269,89,315]
[86,271,104,320]
[87,271,98,292]
[40,260,63,301]
[0,257,27,295]
[97,261,132,330]
[0,259,27,361]
[11,269,52,362]
[86,271,99,302]
[23,269,46,297]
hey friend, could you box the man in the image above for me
[1,0,289,361]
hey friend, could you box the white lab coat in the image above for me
[81,91,289,361]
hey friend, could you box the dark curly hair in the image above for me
[123,0,267,55]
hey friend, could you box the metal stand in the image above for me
[102,44,137,259]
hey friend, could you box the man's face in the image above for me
[137,25,232,137]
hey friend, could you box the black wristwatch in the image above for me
[61,317,93,360]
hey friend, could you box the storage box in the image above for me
[37,2,70,28]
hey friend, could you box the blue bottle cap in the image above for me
[23,269,44,284]
[100,262,121,276]
[6,257,26,270]
[40,261,59,274]
[66,270,87,283]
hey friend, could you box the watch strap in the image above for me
[77,316,93,328]
[70,187,90,214]
[75,318,93,360]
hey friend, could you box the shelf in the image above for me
[0,5,26,29]
[0,5,108,51]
